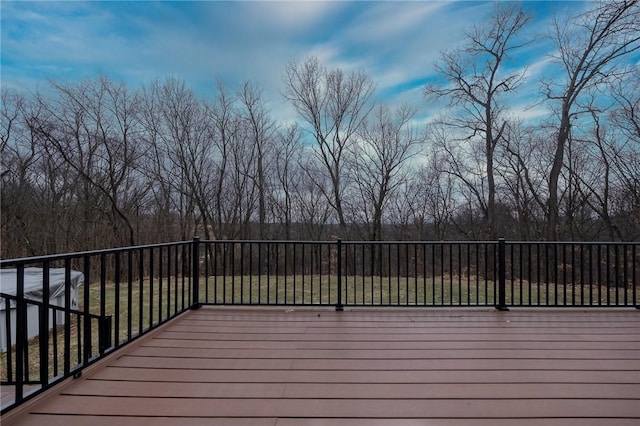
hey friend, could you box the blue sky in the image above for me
[1,1,592,123]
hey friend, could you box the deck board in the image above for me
[12,417,640,426]
[113,355,640,370]
[24,396,640,417]
[115,346,640,359]
[3,307,639,425]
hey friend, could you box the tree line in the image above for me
[1,1,639,258]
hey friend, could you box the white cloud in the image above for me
[344,1,448,43]
[248,1,344,33]
[2,0,612,129]
[305,44,341,67]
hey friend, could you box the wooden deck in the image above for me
[3,307,640,425]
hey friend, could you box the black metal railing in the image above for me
[197,239,639,309]
[1,238,638,414]
[0,240,196,414]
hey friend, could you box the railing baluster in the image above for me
[166,246,171,319]
[39,262,50,387]
[496,239,508,311]
[99,254,107,355]
[232,242,237,305]
[484,243,489,305]
[396,243,400,306]
[275,243,279,305]
[457,244,462,306]
[52,306,58,378]
[423,243,428,306]
[293,243,298,305]
[15,264,25,404]
[63,259,72,375]
[258,242,262,304]
[241,242,245,305]
[114,253,121,347]
[623,244,628,306]
[302,243,307,304]
[579,244,585,306]
[139,248,144,335]
[633,244,637,308]
[149,248,154,327]
[203,243,209,305]
[380,243,384,305]
[158,247,163,322]
[505,244,522,305]
[249,242,253,304]
[266,243,271,304]
[75,310,81,372]
[336,239,343,311]
[448,243,453,307]
[223,243,228,304]
[174,245,179,312]
[127,250,133,342]
[213,242,218,305]
[283,242,287,305]
[4,294,13,385]
[413,243,418,306]
[614,244,620,306]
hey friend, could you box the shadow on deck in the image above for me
[2,307,639,425]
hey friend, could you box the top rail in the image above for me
[0,240,195,266]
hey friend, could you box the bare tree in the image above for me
[1,90,48,256]
[206,82,241,239]
[349,104,423,240]
[227,119,260,239]
[35,78,146,247]
[284,56,375,236]
[543,0,640,240]
[569,110,623,240]
[496,121,548,239]
[425,119,490,239]
[270,124,304,239]
[238,82,277,239]
[388,158,456,241]
[138,80,183,242]
[291,155,333,240]
[425,3,531,238]
[155,78,217,239]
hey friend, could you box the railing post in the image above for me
[191,236,202,309]
[336,239,344,311]
[496,238,509,311]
